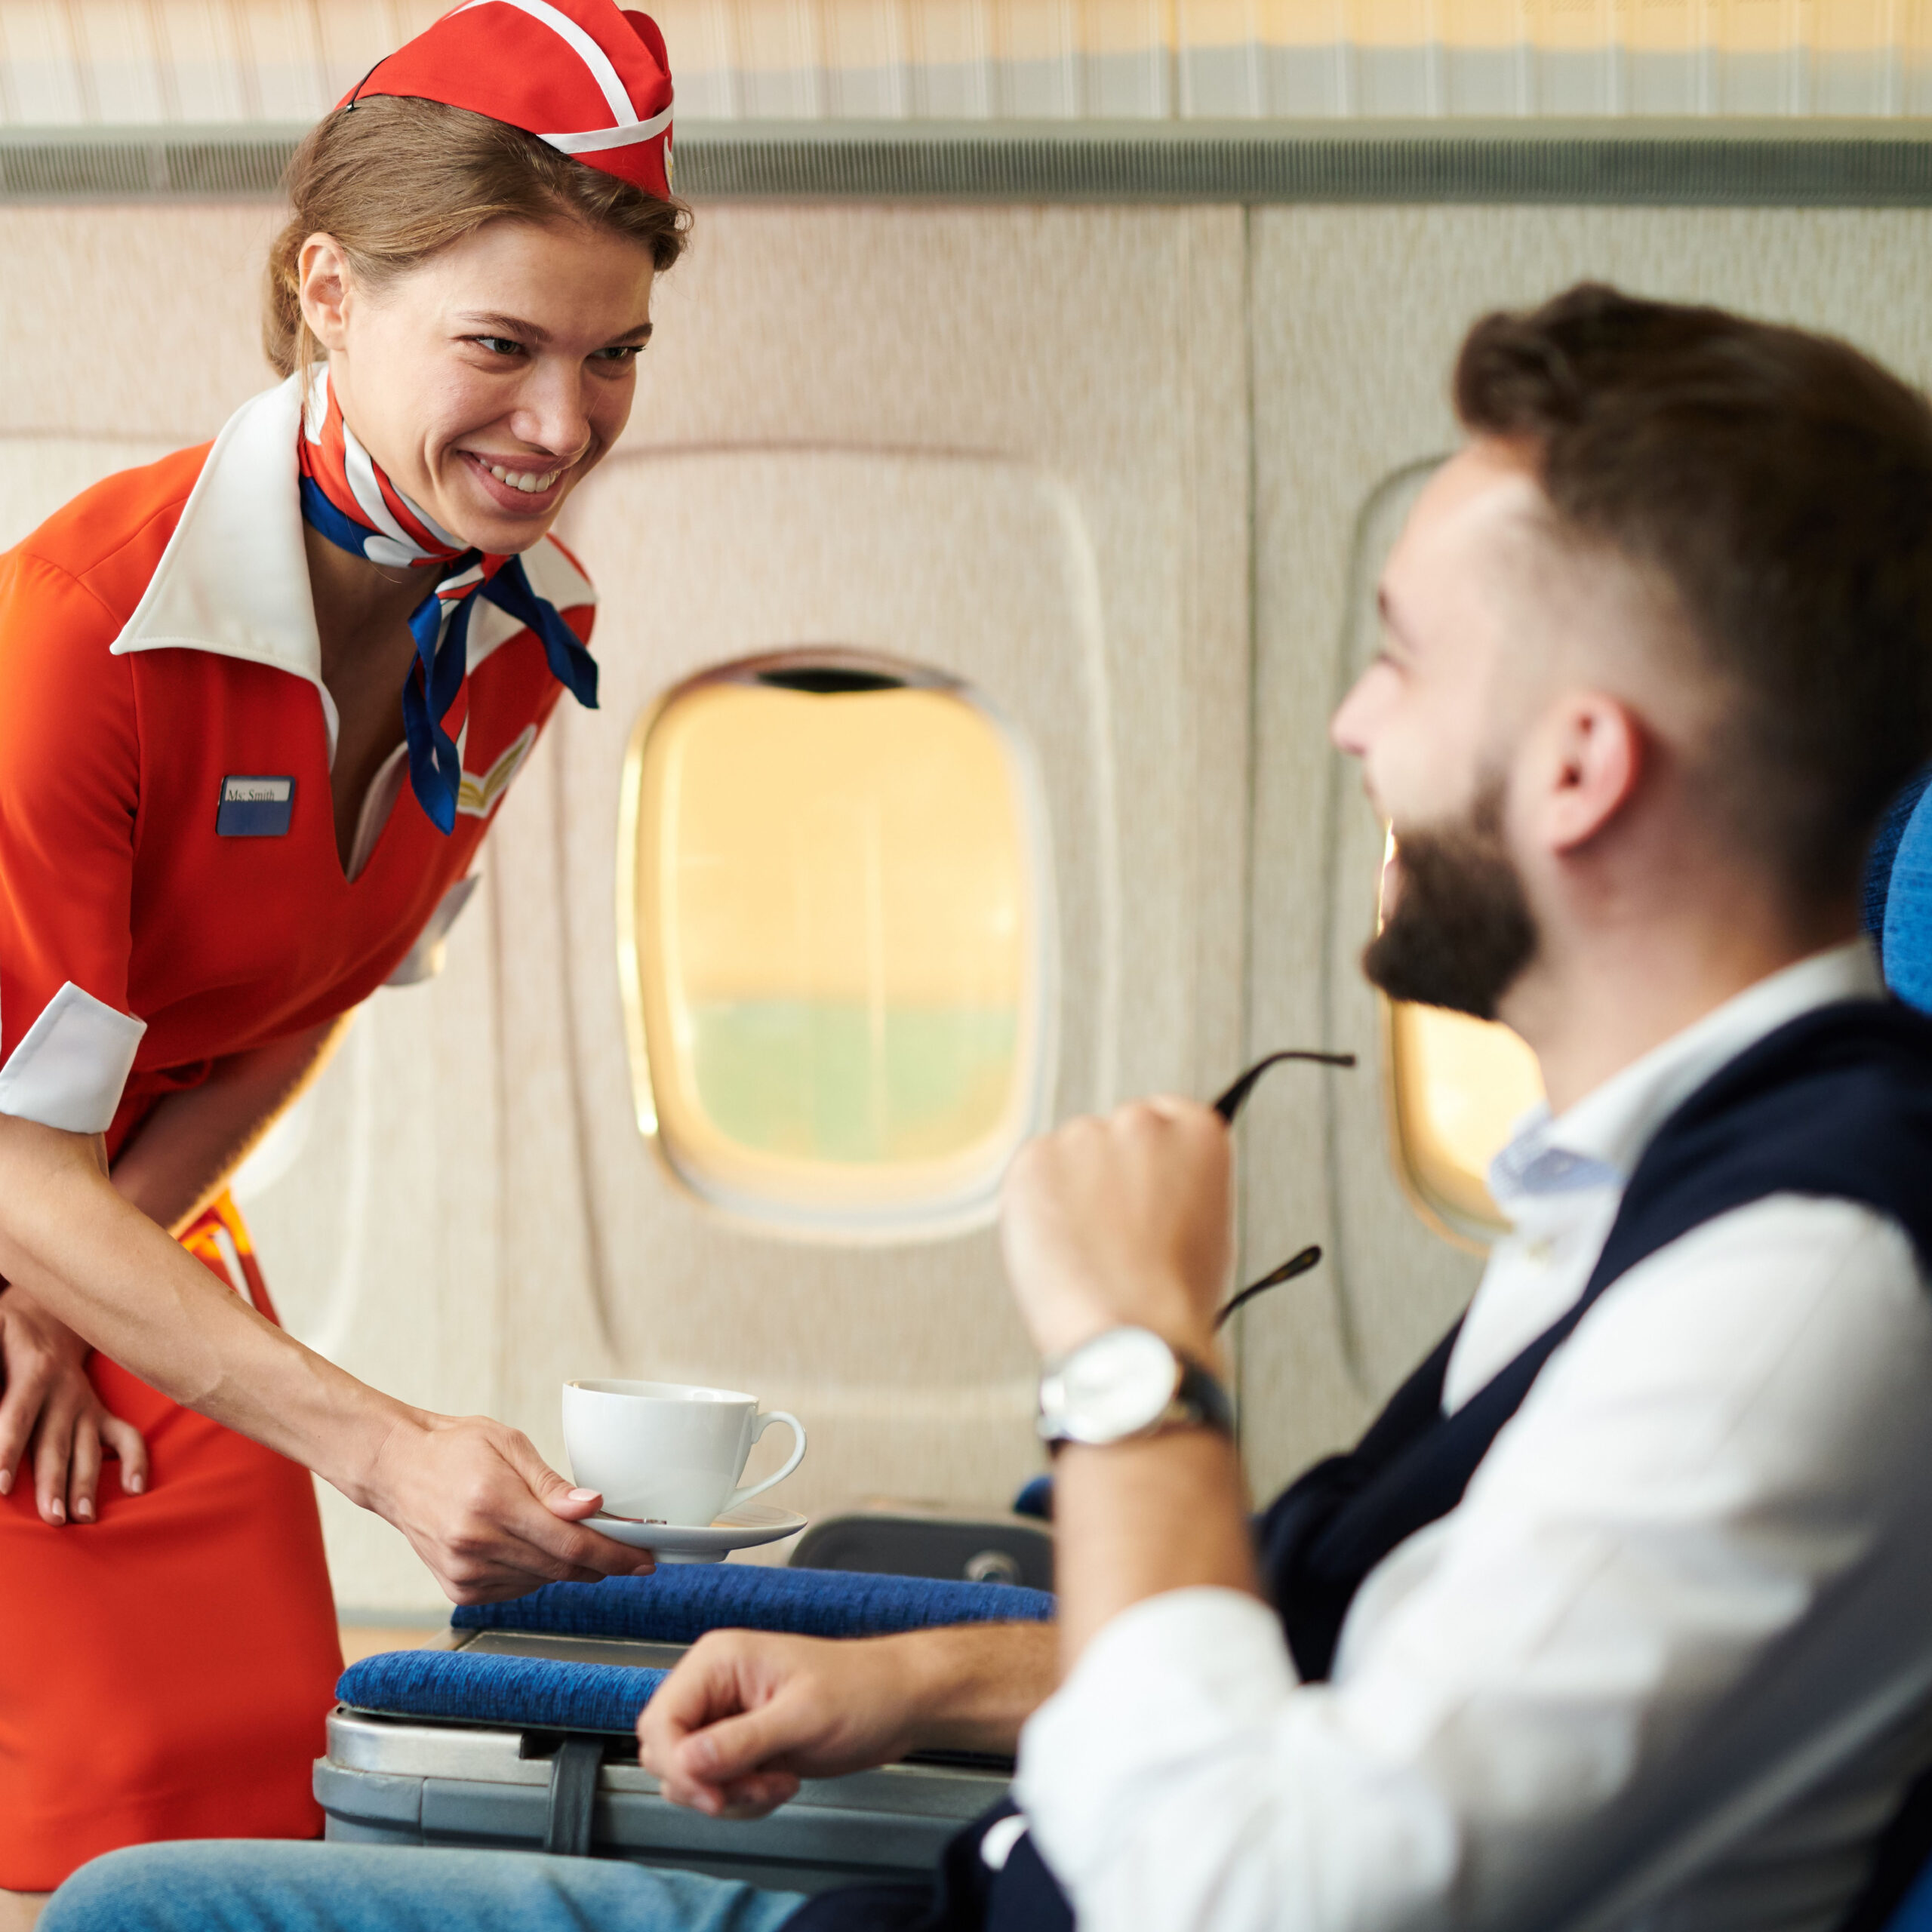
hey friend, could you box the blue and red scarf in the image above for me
[296,362,598,835]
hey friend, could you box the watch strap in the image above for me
[1038,1331,1235,1450]
[1166,1352,1236,1439]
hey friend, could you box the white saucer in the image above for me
[586,1500,809,1564]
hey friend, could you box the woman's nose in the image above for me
[509,361,594,464]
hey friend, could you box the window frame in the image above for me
[614,648,1059,1244]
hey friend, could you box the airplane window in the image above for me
[1388,1001,1545,1242]
[618,657,1049,1237]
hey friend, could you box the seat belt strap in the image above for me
[543,1735,605,1857]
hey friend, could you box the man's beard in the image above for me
[1362,780,1538,1022]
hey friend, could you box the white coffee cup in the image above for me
[561,1379,807,1526]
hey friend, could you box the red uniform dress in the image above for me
[0,371,596,1888]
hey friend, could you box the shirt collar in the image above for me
[1487,937,1885,1214]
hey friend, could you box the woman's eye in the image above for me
[592,345,642,365]
[472,336,524,358]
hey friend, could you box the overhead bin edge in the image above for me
[8,120,1932,205]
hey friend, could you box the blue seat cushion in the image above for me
[451,1564,1054,1645]
[339,1568,1051,1735]
[338,1647,666,1735]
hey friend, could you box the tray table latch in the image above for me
[542,1736,605,1856]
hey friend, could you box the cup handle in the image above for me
[725,1411,806,1513]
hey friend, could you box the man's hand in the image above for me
[639,1622,1059,1821]
[1000,1098,1234,1361]
[359,1410,657,1603]
[638,1630,925,1819]
[0,1284,148,1524]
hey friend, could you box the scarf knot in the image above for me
[297,364,598,835]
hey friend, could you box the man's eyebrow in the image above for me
[456,312,654,346]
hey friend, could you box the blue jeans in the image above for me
[43,1841,808,1932]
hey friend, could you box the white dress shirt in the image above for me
[1017,942,1932,1932]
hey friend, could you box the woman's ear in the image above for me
[297,234,354,357]
[1540,692,1644,857]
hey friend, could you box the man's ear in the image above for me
[297,233,353,357]
[1537,692,1644,856]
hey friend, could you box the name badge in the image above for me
[216,775,295,838]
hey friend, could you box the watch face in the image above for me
[1051,1327,1180,1443]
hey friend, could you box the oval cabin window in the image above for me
[1379,835,1545,1245]
[618,657,1051,1238]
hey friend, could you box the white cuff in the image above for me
[0,981,146,1133]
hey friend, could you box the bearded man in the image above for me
[48,288,1932,1932]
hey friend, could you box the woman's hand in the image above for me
[0,1284,148,1524]
[358,1407,658,1603]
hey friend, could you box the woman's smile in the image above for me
[454,445,584,520]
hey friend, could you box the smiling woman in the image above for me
[0,0,689,1912]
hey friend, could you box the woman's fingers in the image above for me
[97,1408,148,1497]
[66,1414,103,1524]
[30,1395,78,1525]
[0,1344,52,1500]
[0,1288,148,1520]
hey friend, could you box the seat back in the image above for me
[1868,773,1932,1011]
[1884,1855,1932,1932]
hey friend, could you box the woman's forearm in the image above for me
[0,1106,651,1604]
[0,1112,406,1502]
[109,1017,350,1233]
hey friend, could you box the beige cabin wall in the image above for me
[0,205,279,438]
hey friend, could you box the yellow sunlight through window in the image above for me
[1379,830,1545,1243]
[620,672,1044,1232]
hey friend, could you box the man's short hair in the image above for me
[1455,282,1932,903]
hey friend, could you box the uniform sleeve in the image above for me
[0,552,147,1132]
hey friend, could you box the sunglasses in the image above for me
[1209,1050,1356,1331]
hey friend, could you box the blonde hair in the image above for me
[264,94,689,378]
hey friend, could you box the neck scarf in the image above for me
[297,362,598,835]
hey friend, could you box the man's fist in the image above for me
[999,1098,1232,1361]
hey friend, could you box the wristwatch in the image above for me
[1035,1326,1235,1451]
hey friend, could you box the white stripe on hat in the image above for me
[451,0,638,128]
[540,100,672,152]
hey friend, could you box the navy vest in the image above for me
[790,998,1932,1932]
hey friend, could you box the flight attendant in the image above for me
[0,1,682,1911]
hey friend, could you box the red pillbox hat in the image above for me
[343,0,675,201]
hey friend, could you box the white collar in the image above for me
[1488,938,1885,1211]
[107,372,596,771]
[111,372,328,718]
